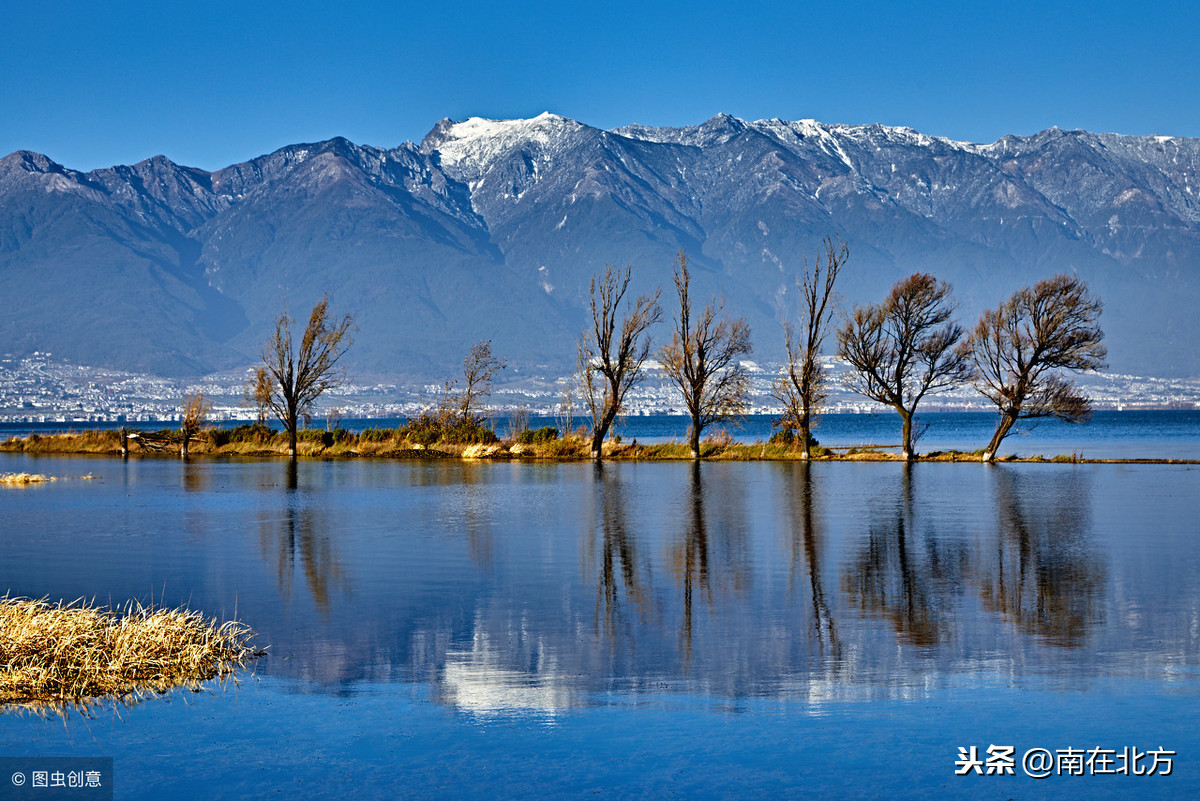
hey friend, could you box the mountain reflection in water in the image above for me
[1,456,1195,719]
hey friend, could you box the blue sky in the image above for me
[3,0,1197,171]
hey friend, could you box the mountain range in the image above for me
[2,113,1198,379]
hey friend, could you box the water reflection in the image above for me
[180,460,209,493]
[406,462,498,567]
[258,463,348,615]
[237,462,1124,706]
[674,462,711,660]
[3,455,1185,721]
[781,462,841,663]
[588,463,650,640]
[843,465,962,647]
[973,466,1106,647]
[440,619,576,718]
[669,463,756,665]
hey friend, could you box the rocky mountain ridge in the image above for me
[2,114,1198,378]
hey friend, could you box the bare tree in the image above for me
[458,340,506,423]
[659,251,753,459]
[836,273,973,461]
[557,380,576,439]
[966,275,1106,462]
[244,367,272,425]
[577,264,662,459]
[179,392,212,460]
[261,295,354,461]
[773,237,847,459]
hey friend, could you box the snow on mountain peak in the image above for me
[612,114,750,147]
[421,112,586,179]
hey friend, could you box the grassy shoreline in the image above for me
[1,427,1195,465]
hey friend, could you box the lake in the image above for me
[2,450,1199,798]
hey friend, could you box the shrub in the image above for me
[358,427,394,443]
[206,428,232,448]
[296,429,336,448]
[517,426,560,445]
[407,427,439,447]
[400,414,499,446]
[441,419,498,445]
[769,428,819,449]
[226,423,275,444]
[401,414,442,447]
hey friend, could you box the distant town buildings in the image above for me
[1,352,1197,424]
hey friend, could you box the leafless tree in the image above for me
[836,273,973,461]
[577,264,662,459]
[557,380,576,439]
[773,237,847,459]
[261,295,354,461]
[244,367,272,425]
[659,251,753,459]
[966,275,1106,462]
[179,392,212,459]
[458,340,506,423]
[507,404,531,440]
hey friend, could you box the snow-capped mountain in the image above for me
[2,114,1198,378]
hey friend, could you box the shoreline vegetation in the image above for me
[1,424,1195,465]
[0,596,263,714]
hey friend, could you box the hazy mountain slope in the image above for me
[0,151,245,375]
[2,115,1199,379]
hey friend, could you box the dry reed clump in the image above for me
[461,443,506,458]
[0,473,57,486]
[0,596,264,711]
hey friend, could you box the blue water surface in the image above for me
[1,454,1198,799]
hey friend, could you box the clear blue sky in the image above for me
[3,0,1197,171]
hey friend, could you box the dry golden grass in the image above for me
[0,596,263,712]
[3,428,1196,465]
[0,473,58,486]
[0,430,123,454]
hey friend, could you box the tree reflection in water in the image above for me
[258,461,348,615]
[843,465,962,647]
[974,466,1105,647]
[670,463,752,664]
[405,462,497,568]
[781,462,842,663]
[588,462,651,641]
[675,462,711,660]
[180,459,209,494]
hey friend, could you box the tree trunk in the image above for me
[591,408,617,460]
[983,411,1018,463]
[799,408,812,461]
[288,427,298,461]
[689,412,702,459]
[899,409,914,462]
[181,433,189,460]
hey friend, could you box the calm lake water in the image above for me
[2,451,1199,798]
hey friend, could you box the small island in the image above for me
[1,596,263,714]
[2,422,1194,465]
